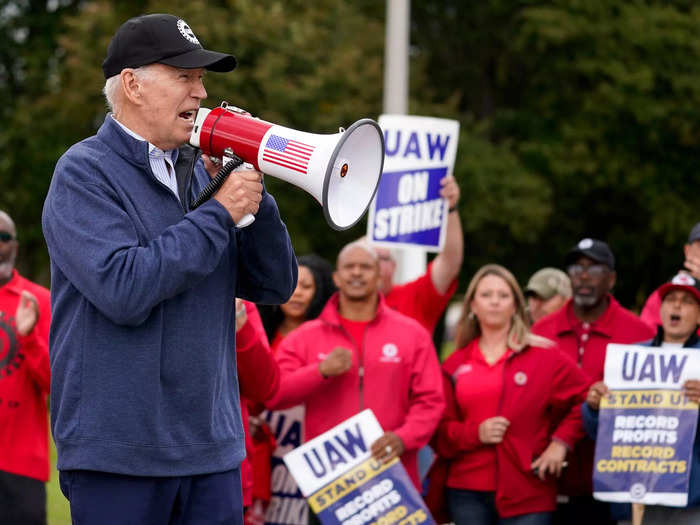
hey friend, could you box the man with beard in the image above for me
[0,210,51,525]
[532,238,654,525]
[267,240,445,492]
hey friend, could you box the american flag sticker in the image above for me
[262,134,315,174]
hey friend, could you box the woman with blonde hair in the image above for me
[432,264,590,525]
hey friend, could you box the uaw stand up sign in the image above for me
[593,344,700,506]
[284,410,435,525]
[367,115,460,251]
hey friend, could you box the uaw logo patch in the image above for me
[177,19,200,45]
[578,238,594,250]
[513,371,528,386]
[453,363,473,380]
[0,311,24,380]
[672,273,696,286]
[379,343,401,363]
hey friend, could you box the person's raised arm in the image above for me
[430,176,463,294]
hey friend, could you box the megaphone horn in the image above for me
[189,103,385,231]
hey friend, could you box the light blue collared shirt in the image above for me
[111,115,180,201]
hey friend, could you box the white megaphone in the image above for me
[189,102,385,231]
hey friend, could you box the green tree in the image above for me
[0,0,83,283]
[2,0,387,281]
[412,1,700,308]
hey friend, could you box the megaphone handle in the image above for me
[190,154,244,210]
[231,161,256,228]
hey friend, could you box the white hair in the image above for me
[102,65,157,113]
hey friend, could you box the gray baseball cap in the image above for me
[525,268,572,300]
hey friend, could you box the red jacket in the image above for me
[531,296,655,496]
[237,300,279,507]
[433,339,589,518]
[268,293,445,488]
[0,270,51,481]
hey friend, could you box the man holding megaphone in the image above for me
[43,13,298,525]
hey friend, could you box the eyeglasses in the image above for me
[0,231,15,243]
[567,264,608,277]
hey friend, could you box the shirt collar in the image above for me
[1,269,22,295]
[558,294,618,337]
[110,115,178,163]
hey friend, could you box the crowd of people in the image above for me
[2,11,700,525]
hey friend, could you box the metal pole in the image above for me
[383,0,425,284]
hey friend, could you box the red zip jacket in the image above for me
[267,292,445,488]
[531,296,654,496]
[433,339,589,518]
[0,270,51,481]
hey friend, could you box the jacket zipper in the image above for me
[331,322,363,412]
[326,315,375,413]
[359,327,368,411]
[495,351,515,511]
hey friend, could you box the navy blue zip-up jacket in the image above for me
[582,328,700,514]
[42,115,297,476]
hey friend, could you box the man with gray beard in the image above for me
[532,238,654,525]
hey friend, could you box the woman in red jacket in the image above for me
[433,264,590,525]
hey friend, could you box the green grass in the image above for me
[47,437,71,525]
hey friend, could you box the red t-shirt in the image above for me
[385,261,457,335]
[339,317,370,349]
[447,343,511,491]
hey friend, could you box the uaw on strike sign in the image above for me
[284,410,435,525]
[367,115,460,251]
[593,344,700,506]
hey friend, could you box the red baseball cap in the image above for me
[657,272,700,305]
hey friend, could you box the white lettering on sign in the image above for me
[384,130,451,161]
[396,171,429,204]
[374,200,444,239]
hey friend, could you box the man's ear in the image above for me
[332,271,340,289]
[120,69,144,105]
[607,271,617,292]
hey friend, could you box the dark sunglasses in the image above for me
[0,231,15,243]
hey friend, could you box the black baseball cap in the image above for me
[102,14,236,79]
[564,238,615,270]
